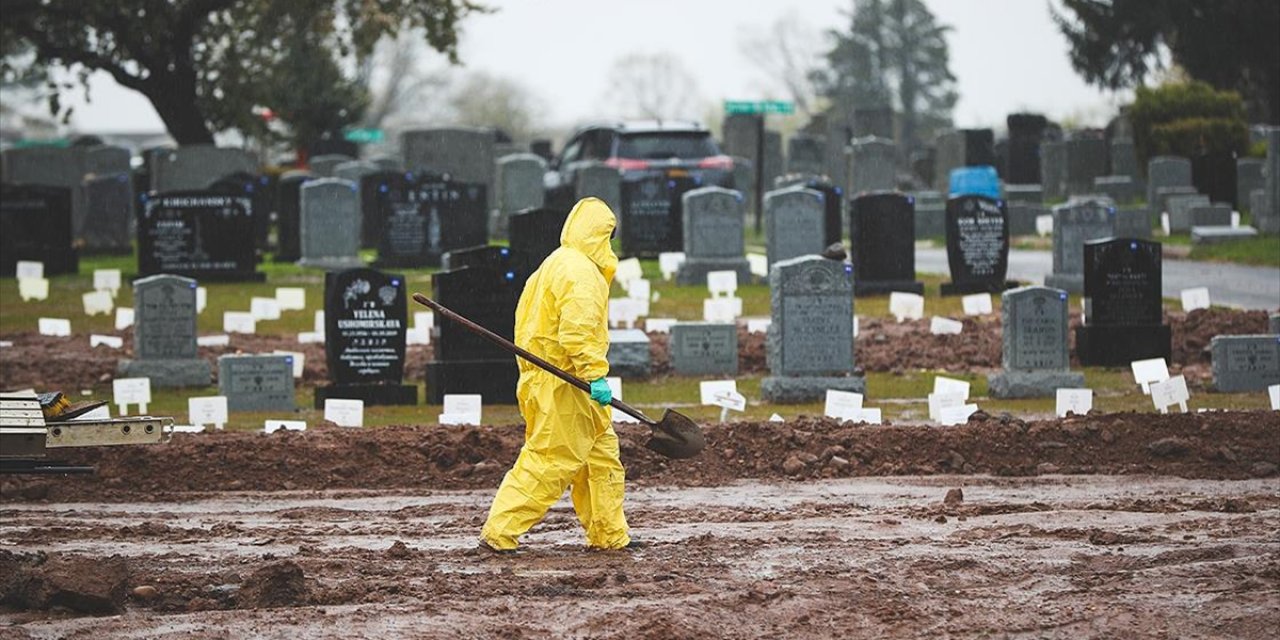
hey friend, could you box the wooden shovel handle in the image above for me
[411,293,655,426]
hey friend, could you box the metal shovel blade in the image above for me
[644,409,705,459]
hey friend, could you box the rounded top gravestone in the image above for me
[766,255,856,377]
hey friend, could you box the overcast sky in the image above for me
[59,0,1129,135]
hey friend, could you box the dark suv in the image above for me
[544,121,735,208]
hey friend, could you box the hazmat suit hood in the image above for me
[560,197,618,285]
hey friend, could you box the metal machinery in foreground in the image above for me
[0,391,171,474]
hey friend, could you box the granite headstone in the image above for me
[1210,335,1280,392]
[1045,197,1116,293]
[762,255,862,403]
[671,323,738,376]
[317,268,416,406]
[117,274,212,387]
[849,191,922,295]
[987,286,1085,398]
[676,187,751,285]
[138,190,261,280]
[0,184,78,276]
[218,354,296,412]
[1075,238,1171,366]
[941,195,1010,295]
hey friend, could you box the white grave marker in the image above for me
[414,311,434,330]
[223,311,256,334]
[1231,211,1241,228]
[314,311,326,333]
[1150,375,1189,413]
[406,327,431,345]
[889,292,924,322]
[937,403,979,426]
[298,331,324,344]
[703,298,737,323]
[747,253,768,278]
[82,290,114,316]
[605,377,639,423]
[1055,388,1093,417]
[1160,213,1171,236]
[746,318,771,334]
[38,318,71,337]
[19,278,49,301]
[93,269,122,295]
[250,297,281,321]
[961,293,993,316]
[115,307,134,330]
[1130,358,1170,394]
[658,252,685,280]
[188,396,228,430]
[112,377,151,415]
[823,390,864,422]
[928,393,966,421]
[929,316,964,335]
[700,379,745,421]
[858,407,883,424]
[1035,214,1054,237]
[265,420,307,433]
[169,425,206,434]
[15,260,43,280]
[768,413,785,422]
[90,334,123,349]
[196,287,207,314]
[626,278,651,302]
[324,398,364,427]
[440,394,483,425]
[608,298,641,328]
[706,271,738,297]
[275,287,307,311]
[197,334,230,347]
[1180,287,1210,312]
[933,376,971,399]
[1269,384,1280,410]
[644,318,676,334]
[615,257,643,285]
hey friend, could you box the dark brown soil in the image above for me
[3,411,1275,504]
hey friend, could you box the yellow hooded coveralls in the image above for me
[479,197,631,550]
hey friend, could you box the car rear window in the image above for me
[616,132,720,160]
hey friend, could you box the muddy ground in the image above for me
[2,413,1278,638]
[3,308,1270,390]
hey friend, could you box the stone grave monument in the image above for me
[849,191,923,295]
[425,261,520,403]
[150,145,257,193]
[786,134,825,176]
[911,190,945,239]
[138,190,261,281]
[317,267,417,407]
[607,329,652,378]
[774,175,844,247]
[1045,197,1116,293]
[765,186,826,267]
[671,323,738,376]
[273,170,312,262]
[0,184,78,276]
[118,274,212,387]
[676,186,751,285]
[493,153,546,240]
[401,126,496,211]
[848,136,896,194]
[987,286,1085,398]
[761,255,863,403]
[941,195,1011,295]
[1146,156,1193,208]
[1075,238,1171,366]
[218,354,296,412]
[309,154,354,178]
[298,178,364,269]
[617,172,683,257]
[1064,136,1108,196]
[357,170,411,249]
[1039,140,1067,202]
[374,174,487,268]
[1210,335,1280,393]
[207,171,272,252]
[508,206,569,276]
[576,162,623,215]
[77,173,134,254]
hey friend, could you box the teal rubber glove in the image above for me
[589,378,613,406]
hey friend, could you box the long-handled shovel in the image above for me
[412,293,705,459]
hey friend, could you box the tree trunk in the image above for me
[143,73,215,145]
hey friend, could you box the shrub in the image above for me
[1129,81,1249,170]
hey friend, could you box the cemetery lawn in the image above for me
[1187,235,1280,268]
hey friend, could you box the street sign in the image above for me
[724,100,795,116]
[343,128,385,143]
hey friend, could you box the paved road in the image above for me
[916,247,1280,310]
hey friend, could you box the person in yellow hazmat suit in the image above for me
[479,197,636,553]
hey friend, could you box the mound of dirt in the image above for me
[0,551,130,615]
[3,412,1275,503]
[238,561,308,609]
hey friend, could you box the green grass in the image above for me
[1188,235,1280,268]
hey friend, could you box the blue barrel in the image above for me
[949,166,1001,199]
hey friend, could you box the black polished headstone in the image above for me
[508,206,568,276]
[1075,237,1171,366]
[779,175,844,247]
[941,195,1011,295]
[207,171,272,252]
[78,173,134,254]
[0,184,78,276]
[274,172,312,262]
[619,174,688,257]
[358,170,412,249]
[137,190,261,281]
[1006,113,1048,184]
[375,174,487,267]
[849,191,923,295]
[316,267,416,407]
[424,264,520,403]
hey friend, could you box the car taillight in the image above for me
[697,155,734,170]
[604,157,650,171]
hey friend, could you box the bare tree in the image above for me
[356,28,452,130]
[447,71,547,142]
[604,53,701,121]
[737,15,823,117]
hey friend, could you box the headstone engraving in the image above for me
[374,174,487,267]
[117,274,212,387]
[1075,238,1172,366]
[1045,197,1116,293]
[987,286,1085,398]
[671,323,738,376]
[1210,335,1280,392]
[138,190,261,281]
[676,187,752,285]
[940,195,1010,295]
[298,178,363,269]
[316,268,417,407]
[761,255,863,403]
[849,191,923,295]
[218,354,296,412]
